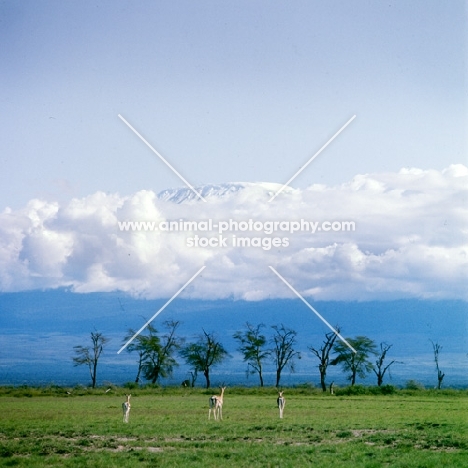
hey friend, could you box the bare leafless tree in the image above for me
[73,331,109,388]
[271,324,301,387]
[372,342,401,386]
[309,327,341,392]
[430,340,445,389]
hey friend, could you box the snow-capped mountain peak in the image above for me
[157,182,292,203]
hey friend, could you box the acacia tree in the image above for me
[180,330,229,388]
[142,320,184,384]
[309,327,341,392]
[233,322,270,387]
[73,331,109,388]
[123,325,150,383]
[271,324,301,387]
[372,342,400,386]
[331,336,377,386]
[187,370,198,388]
[123,320,184,384]
[430,340,445,389]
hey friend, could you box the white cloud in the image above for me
[0,165,466,301]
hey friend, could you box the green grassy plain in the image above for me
[0,386,467,467]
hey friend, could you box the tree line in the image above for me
[73,321,446,390]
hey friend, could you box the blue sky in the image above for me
[1,1,466,209]
[0,3,467,388]
[0,1,466,303]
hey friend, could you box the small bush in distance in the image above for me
[123,382,139,390]
[406,380,425,390]
[335,385,368,396]
[380,384,397,394]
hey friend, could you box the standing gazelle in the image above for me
[277,391,285,419]
[208,386,226,421]
[122,394,131,423]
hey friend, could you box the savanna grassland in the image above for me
[0,386,467,467]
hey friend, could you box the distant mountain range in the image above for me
[1,290,466,387]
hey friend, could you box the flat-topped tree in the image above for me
[233,322,270,387]
[122,320,184,384]
[331,336,377,386]
[180,330,229,388]
[142,320,184,384]
[122,324,151,383]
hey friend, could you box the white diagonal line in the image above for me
[269,115,356,202]
[269,266,357,353]
[118,114,207,202]
[117,266,206,354]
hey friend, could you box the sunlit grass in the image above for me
[1,386,467,467]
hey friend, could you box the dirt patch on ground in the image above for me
[147,447,164,453]
[350,429,396,437]
[163,437,185,442]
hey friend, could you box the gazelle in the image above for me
[208,386,226,421]
[122,394,131,423]
[277,391,285,419]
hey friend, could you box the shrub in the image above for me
[380,384,397,395]
[335,385,368,396]
[405,380,425,390]
[123,382,139,390]
[292,383,320,395]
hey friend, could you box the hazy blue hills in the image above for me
[1,289,467,388]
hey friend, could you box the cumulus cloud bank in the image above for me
[1,165,467,301]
